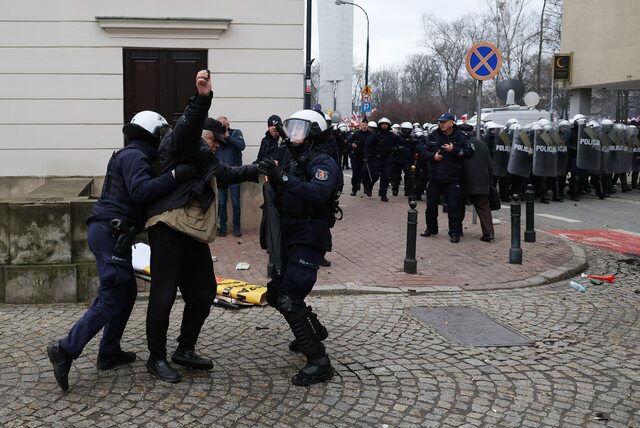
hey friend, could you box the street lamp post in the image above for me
[335,0,369,119]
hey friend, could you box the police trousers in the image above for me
[60,221,137,359]
[146,222,216,360]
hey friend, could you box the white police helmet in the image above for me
[587,120,600,129]
[558,119,571,130]
[378,117,392,126]
[400,122,413,131]
[338,123,348,132]
[122,110,170,144]
[368,121,377,129]
[572,114,587,125]
[423,122,430,130]
[283,109,328,145]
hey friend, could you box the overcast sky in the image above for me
[314,0,545,71]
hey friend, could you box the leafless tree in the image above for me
[370,67,401,106]
[400,54,440,104]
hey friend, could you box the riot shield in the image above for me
[607,130,627,174]
[507,130,532,178]
[619,125,633,173]
[629,126,640,172]
[532,131,558,177]
[597,129,615,174]
[493,131,511,177]
[550,131,568,176]
[576,122,601,170]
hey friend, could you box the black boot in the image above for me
[97,350,136,370]
[171,348,213,370]
[289,306,328,353]
[284,306,334,386]
[47,341,73,392]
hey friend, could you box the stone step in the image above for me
[25,178,93,199]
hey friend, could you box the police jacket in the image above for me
[147,92,217,218]
[365,129,396,160]
[348,130,369,160]
[254,131,285,164]
[392,135,415,163]
[271,145,341,251]
[88,139,177,230]
[215,128,245,167]
[461,138,493,196]
[423,127,474,183]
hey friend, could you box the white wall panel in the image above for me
[0,125,122,150]
[0,100,122,124]
[0,149,115,176]
[211,74,301,99]
[0,47,122,74]
[0,22,302,50]
[208,49,300,74]
[210,98,302,124]
[0,74,122,99]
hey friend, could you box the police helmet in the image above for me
[338,123,348,132]
[283,109,328,145]
[378,117,392,126]
[509,123,522,132]
[400,122,413,131]
[558,119,571,131]
[601,118,614,132]
[368,121,377,129]
[414,130,424,138]
[122,110,170,145]
[484,121,502,130]
[428,124,439,134]
[537,118,551,127]
[391,123,400,133]
[423,122,430,130]
[530,123,542,133]
[587,120,600,129]
[626,124,638,138]
[413,122,420,128]
[572,114,587,125]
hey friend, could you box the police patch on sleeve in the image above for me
[315,169,329,181]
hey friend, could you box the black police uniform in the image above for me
[422,126,474,239]
[263,141,340,386]
[347,129,370,195]
[254,131,285,165]
[364,128,396,200]
[57,140,177,362]
[391,132,415,196]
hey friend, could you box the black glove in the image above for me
[257,159,284,185]
[173,164,199,183]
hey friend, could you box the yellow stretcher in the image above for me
[131,243,267,307]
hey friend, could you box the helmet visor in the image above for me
[284,118,311,145]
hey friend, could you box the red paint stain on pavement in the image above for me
[547,229,640,255]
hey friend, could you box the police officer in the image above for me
[365,117,396,202]
[420,112,474,243]
[413,129,428,201]
[391,122,416,197]
[257,109,340,386]
[348,121,370,196]
[46,100,200,391]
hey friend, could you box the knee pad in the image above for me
[276,293,305,315]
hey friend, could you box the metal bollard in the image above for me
[408,165,416,202]
[404,200,418,274]
[509,194,522,264]
[524,184,536,243]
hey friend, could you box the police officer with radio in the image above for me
[257,109,341,386]
[46,82,202,391]
[421,112,474,243]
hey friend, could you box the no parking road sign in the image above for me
[466,42,502,81]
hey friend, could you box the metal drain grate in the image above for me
[409,306,534,347]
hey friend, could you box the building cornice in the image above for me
[95,16,232,39]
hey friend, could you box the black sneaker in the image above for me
[480,234,495,242]
[47,342,72,392]
[450,234,460,243]
[171,348,213,370]
[97,350,136,370]
[319,258,331,267]
[291,357,334,386]
[146,358,182,383]
[420,230,437,237]
[380,196,389,202]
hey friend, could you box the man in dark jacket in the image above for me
[254,114,285,165]
[347,121,370,196]
[144,73,259,384]
[46,101,198,391]
[365,117,397,201]
[420,113,474,243]
[461,132,495,241]
[215,115,246,237]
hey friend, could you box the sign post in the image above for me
[551,53,572,119]
[465,42,502,139]
[361,85,373,120]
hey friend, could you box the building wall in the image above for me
[0,0,305,176]
[317,0,353,121]
[561,0,640,90]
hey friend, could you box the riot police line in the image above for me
[338,115,640,205]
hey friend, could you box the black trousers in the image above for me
[146,222,216,360]
[426,181,463,236]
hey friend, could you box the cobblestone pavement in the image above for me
[1,247,639,427]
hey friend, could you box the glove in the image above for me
[173,164,199,183]
[257,159,284,185]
